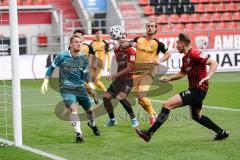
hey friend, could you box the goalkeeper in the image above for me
[41,35,100,143]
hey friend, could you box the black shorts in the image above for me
[107,78,133,98]
[179,88,207,109]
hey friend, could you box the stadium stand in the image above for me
[135,0,240,32]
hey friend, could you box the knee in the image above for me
[162,101,171,109]
[116,92,126,100]
[191,113,201,122]
[86,109,93,114]
[104,92,112,99]
[103,95,111,102]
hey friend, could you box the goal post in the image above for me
[9,0,22,146]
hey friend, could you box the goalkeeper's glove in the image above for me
[41,79,49,95]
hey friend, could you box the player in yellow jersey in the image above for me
[90,29,111,92]
[73,30,99,104]
[131,21,171,126]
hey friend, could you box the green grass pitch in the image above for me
[0,72,240,160]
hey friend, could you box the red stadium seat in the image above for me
[212,13,222,22]
[191,14,201,23]
[158,15,168,24]
[169,14,179,24]
[195,4,205,13]
[149,15,158,21]
[0,0,8,5]
[175,24,185,31]
[191,0,200,3]
[185,24,195,31]
[180,14,191,23]
[144,5,154,16]
[34,0,47,5]
[207,23,217,30]
[222,0,231,3]
[223,12,232,21]
[218,22,227,30]
[227,3,237,12]
[206,3,216,13]
[38,33,48,47]
[17,0,23,5]
[233,12,240,21]
[23,0,34,5]
[157,25,163,32]
[211,0,222,3]
[216,3,226,12]
[163,24,174,32]
[202,0,211,3]
[138,0,149,6]
[195,23,206,30]
[227,22,238,30]
[201,13,211,23]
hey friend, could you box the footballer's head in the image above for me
[94,29,103,40]
[146,20,158,35]
[73,29,84,39]
[176,33,191,53]
[69,35,83,52]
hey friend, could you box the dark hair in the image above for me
[178,33,191,45]
[73,29,83,35]
[70,35,81,43]
[94,28,102,34]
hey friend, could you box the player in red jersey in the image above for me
[103,29,139,128]
[135,33,229,142]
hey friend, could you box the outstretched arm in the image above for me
[41,65,55,94]
[199,58,218,85]
[159,51,171,63]
[160,71,186,82]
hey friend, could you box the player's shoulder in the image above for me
[90,40,96,45]
[189,48,201,57]
[126,47,136,55]
[133,36,143,42]
[153,38,165,46]
[83,43,90,48]
[114,47,120,53]
[190,48,209,59]
[58,51,69,57]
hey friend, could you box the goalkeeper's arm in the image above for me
[41,65,55,94]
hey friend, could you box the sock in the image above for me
[95,80,107,92]
[147,107,170,135]
[194,115,223,133]
[138,97,157,117]
[103,97,115,119]
[70,112,82,135]
[119,99,135,119]
[87,111,96,127]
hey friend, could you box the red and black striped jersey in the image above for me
[114,47,136,79]
[180,48,209,92]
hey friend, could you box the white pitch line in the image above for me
[0,138,66,160]
[18,145,66,160]
[150,99,240,112]
[14,99,240,112]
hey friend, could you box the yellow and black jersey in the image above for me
[90,40,109,67]
[133,36,168,76]
[133,36,168,63]
[80,43,95,57]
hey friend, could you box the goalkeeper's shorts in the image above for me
[60,88,91,110]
